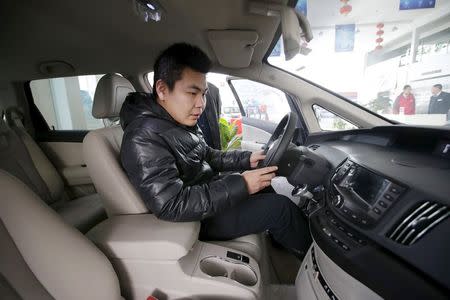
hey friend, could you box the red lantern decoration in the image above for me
[375,23,385,50]
[340,5,352,15]
[339,0,352,16]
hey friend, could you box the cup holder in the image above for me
[230,264,257,286]
[199,256,258,287]
[200,257,228,278]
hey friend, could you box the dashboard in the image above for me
[281,125,450,299]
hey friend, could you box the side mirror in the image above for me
[249,2,313,60]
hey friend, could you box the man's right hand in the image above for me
[242,166,278,195]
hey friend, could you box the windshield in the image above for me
[268,0,450,127]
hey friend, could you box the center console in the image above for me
[87,214,262,300]
[329,159,406,227]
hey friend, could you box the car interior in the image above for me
[1,0,450,299]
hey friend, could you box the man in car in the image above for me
[120,43,311,257]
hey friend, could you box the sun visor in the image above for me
[208,30,259,68]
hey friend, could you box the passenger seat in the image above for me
[1,110,106,233]
[0,170,122,299]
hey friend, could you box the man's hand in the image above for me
[242,166,278,195]
[250,150,266,169]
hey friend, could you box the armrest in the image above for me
[87,214,200,261]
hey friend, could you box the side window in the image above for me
[30,75,105,130]
[313,105,357,131]
[230,79,291,124]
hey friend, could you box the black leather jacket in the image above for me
[120,92,251,222]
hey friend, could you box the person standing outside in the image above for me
[393,85,416,115]
[428,84,450,117]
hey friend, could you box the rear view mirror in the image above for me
[249,2,313,60]
[280,7,312,60]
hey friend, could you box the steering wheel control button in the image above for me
[373,207,381,214]
[379,201,387,208]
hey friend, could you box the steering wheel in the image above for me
[258,112,298,168]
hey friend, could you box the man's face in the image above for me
[156,68,208,126]
[403,87,411,95]
[432,86,440,96]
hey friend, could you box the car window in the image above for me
[30,75,105,130]
[313,105,357,131]
[268,1,450,127]
[230,79,291,124]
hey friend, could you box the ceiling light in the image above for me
[134,0,163,22]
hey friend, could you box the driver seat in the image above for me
[83,74,263,261]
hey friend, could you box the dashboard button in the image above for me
[342,207,349,214]
[330,218,338,225]
[346,231,354,238]
[379,201,387,208]
[356,238,366,245]
[322,227,332,237]
[361,219,369,225]
[338,225,345,231]
[390,186,401,194]
[373,207,381,214]
[341,243,350,251]
[384,194,394,201]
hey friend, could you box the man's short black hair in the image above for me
[403,85,411,90]
[153,43,211,95]
[433,84,442,90]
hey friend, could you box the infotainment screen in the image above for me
[350,167,390,205]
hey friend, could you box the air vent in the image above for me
[388,201,450,245]
[309,144,320,150]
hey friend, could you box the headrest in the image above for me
[92,74,135,119]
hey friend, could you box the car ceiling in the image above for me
[0,0,288,81]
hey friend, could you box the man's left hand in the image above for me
[250,150,266,168]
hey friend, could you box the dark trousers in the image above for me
[199,193,312,254]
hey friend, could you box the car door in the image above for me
[27,74,107,198]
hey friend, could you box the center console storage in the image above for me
[87,214,261,300]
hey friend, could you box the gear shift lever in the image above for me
[292,184,313,199]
